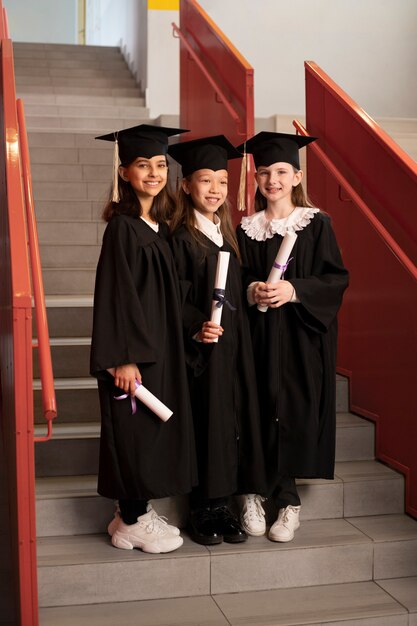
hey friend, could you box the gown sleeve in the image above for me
[90,216,157,378]
[170,234,213,374]
[289,214,349,333]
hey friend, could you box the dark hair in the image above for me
[254,167,314,212]
[102,163,176,223]
[170,180,241,262]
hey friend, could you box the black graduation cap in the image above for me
[96,124,188,164]
[237,132,317,170]
[95,124,188,202]
[168,135,242,177]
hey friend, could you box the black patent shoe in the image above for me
[188,508,223,545]
[212,506,248,543]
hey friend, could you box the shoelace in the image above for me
[144,513,170,535]
[245,495,265,521]
[280,506,298,526]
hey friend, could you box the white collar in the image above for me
[240,207,320,241]
[140,216,159,232]
[194,209,223,247]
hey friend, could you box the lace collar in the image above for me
[194,209,223,247]
[240,207,319,241]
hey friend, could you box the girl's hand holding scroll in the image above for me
[114,363,142,395]
[254,280,294,308]
[197,321,224,343]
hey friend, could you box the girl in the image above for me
[90,124,197,553]
[236,132,349,542]
[168,135,266,545]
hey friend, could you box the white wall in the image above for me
[3,0,77,44]
[198,0,417,119]
[146,8,179,117]
[85,0,147,91]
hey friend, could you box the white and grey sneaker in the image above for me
[107,503,180,536]
[240,494,266,536]
[111,510,183,553]
[268,505,300,542]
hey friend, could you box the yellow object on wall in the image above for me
[148,0,179,10]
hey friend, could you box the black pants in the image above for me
[119,499,148,524]
[272,477,300,509]
[190,488,229,512]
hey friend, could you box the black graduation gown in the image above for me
[90,215,197,500]
[170,227,266,499]
[236,212,349,491]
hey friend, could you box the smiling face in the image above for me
[255,162,303,206]
[182,168,228,221]
[119,155,168,201]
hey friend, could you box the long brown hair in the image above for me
[171,180,241,262]
[102,167,176,223]
[254,167,314,212]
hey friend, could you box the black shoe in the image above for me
[212,506,248,543]
[188,508,223,545]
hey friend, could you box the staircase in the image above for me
[13,42,417,625]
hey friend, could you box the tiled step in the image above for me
[33,411,373,479]
[36,515,417,607]
[34,374,348,424]
[16,76,138,89]
[42,268,96,294]
[35,459,402,535]
[33,179,109,201]
[38,579,417,626]
[33,338,91,378]
[22,93,145,107]
[40,244,101,269]
[25,103,148,119]
[14,58,128,70]
[32,163,113,182]
[34,378,99,424]
[26,114,150,131]
[31,147,112,166]
[13,42,122,55]
[37,220,104,244]
[17,84,142,97]
[35,296,93,338]
[15,67,133,80]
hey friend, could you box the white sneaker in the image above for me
[107,503,180,536]
[268,505,301,542]
[111,510,183,553]
[240,494,266,536]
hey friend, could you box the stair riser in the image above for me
[34,388,99,424]
[36,473,403,537]
[40,245,101,270]
[16,68,132,79]
[33,421,374,479]
[34,344,91,379]
[33,180,109,201]
[27,115,149,130]
[16,76,137,88]
[25,104,148,118]
[32,164,111,182]
[31,149,112,166]
[17,86,141,97]
[34,306,93,338]
[22,94,145,106]
[37,221,104,245]
[42,269,96,295]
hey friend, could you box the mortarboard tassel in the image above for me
[112,132,120,203]
[237,143,247,212]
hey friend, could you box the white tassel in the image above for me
[112,134,120,203]
[237,145,247,212]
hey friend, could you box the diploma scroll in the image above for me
[257,232,298,313]
[210,251,231,343]
[107,368,173,422]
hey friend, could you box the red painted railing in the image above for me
[0,1,57,621]
[295,67,417,518]
[304,61,417,265]
[174,0,255,223]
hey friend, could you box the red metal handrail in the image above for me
[1,26,40,626]
[305,61,417,176]
[293,119,417,282]
[17,98,57,441]
[172,22,241,127]
[177,0,255,222]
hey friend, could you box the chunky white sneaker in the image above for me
[268,505,301,542]
[111,510,183,553]
[107,504,180,537]
[240,494,266,536]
